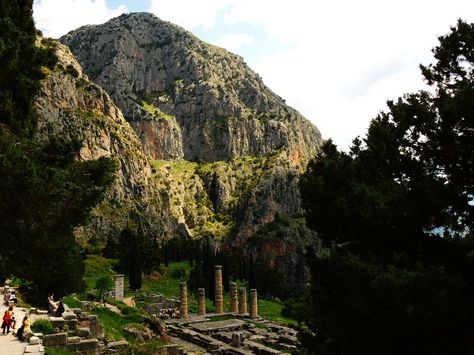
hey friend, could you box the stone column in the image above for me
[250,289,258,318]
[238,287,247,314]
[179,282,188,318]
[113,274,124,301]
[214,265,224,314]
[230,282,238,313]
[197,288,206,316]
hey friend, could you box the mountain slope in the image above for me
[58,13,323,288]
[34,38,172,242]
[60,12,322,163]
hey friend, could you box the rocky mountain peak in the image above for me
[60,12,322,163]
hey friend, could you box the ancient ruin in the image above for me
[113,274,124,301]
[179,282,189,319]
[198,288,206,316]
[238,288,247,315]
[230,283,238,313]
[214,266,224,314]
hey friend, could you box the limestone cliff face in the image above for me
[60,12,322,163]
[55,13,323,288]
[34,39,171,241]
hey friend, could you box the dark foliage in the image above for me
[0,0,116,304]
[0,138,117,303]
[299,20,474,354]
[0,0,57,136]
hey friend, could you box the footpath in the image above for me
[0,288,27,355]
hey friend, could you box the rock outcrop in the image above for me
[60,12,322,163]
[34,38,171,242]
[46,12,325,288]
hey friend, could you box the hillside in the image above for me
[57,12,323,288]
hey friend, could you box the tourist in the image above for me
[16,314,30,341]
[1,305,14,334]
[9,291,17,303]
[55,300,65,317]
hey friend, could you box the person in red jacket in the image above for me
[1,305,14,334]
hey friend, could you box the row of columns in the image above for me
[179,265,258,319]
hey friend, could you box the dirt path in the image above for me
[123,297,135,307]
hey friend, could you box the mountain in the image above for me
[57,12,323,289]
[34,38,172,243]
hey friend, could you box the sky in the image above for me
[33,0,474,149]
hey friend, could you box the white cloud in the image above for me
[33,0,127,38]
[212,33,254,53]
[220,0,474,148]
[149,0,233,30]
[34,0,474,149]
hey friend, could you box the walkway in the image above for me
[0,288,27,355]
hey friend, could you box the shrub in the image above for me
[31,319,53,334]
[65,64,79,78]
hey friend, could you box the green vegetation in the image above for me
[141,261,191,297]
[44,347,75,355]
[0,0,57,136]
[120,339,168,354]
[84,255,118,290]
[95,276,114,300]
[299,21,474,354]
[258,299,296,326]
[31,319,53,334]
[91,307,143,340]
[0,2,117,304]
[62,295,82,309]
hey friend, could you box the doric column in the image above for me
[238,287,247,314]
[250,289,258,318]
[215,265,223,314]
[198,288,206,316]
[179,282,188,318]
[230,282,238,313]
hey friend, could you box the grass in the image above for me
[45,347,75,355]
[141,261,191,297]
[83,255,118,290]
[91,306,143,341]
[258,299,296,326]
[63,295,82,309]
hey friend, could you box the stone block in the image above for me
[63,311,77,320]
[49,316,65,329]
[71,308,82,315]
[36,310,49,315]
[76,327,91,337]
[43,332,68,346]
[33,332,43,339]
[67,318,78,329]
[29,308,37,314]
[29,336,40,345]
[66,339,100,355]
[107,339,129,351]
[24,344,45,353]
[67,336,82,343]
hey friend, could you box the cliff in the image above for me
[60,12,321,163]
[34,38,172,243]
[54,12,323,288]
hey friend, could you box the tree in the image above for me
[299,20,474,354]
[95,276,114,301]
[0,1,117,303]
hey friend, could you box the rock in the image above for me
[123,324,153,341]
[43,333,67,346]
[29,336,40,345]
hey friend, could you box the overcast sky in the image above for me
[33,0,474,149]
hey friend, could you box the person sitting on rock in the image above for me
[16,314,30,341]
[55,300,65,317]
[9,291,17,303]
